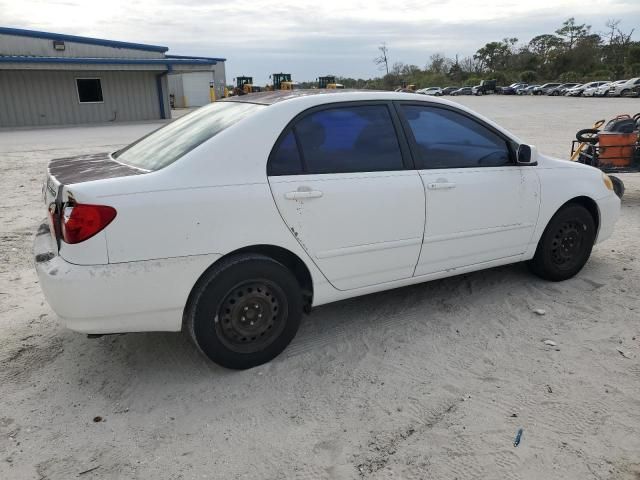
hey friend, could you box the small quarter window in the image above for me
[76,78,103,103]
[268,131,303,176]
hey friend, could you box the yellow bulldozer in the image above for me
[318,75,344,89]
[267,73,298,91]
[233,76,255,95]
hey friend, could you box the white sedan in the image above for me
[417,87,443,96]
[582,81,609,97]
[35,90,620,369]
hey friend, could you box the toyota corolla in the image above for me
[34,90,620,369]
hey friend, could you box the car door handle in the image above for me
[284,189,323,200]
[427,182,457,190]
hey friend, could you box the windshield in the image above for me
[113,101,264,171]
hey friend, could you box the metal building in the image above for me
[0,27,226,127]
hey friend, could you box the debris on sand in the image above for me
[513,428,523,447]
[616,348,632,359]
[78,465,101,475]
[543,340,557,347]
[533,309,546,316]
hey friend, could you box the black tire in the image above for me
[552,91,559,96]
[609,175,625,199]
[576,128,599,144]
[528,204,596,281]
[621,89,630,97]
[186,254,303,369]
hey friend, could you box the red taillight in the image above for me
[61,204,117,244]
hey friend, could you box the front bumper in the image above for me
[595,193,621,244]
[34,221,221,334]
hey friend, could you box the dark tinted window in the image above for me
[401,105,511,169]
[294,105,403,174]
[76,78,103,103]
[269,131,303,175]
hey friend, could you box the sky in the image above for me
[2,0,640,85]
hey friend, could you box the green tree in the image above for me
[520,71,537,82]
[555,18,591,50]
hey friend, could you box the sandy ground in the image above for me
[1,96,640,480]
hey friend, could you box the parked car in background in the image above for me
[417,87,443,96]
[548,83,580,96]
[533,83,561,95]
[501,83,527,95]
[565,84,588,96]
[610,77,640,97]
[472,79,498,95]
[34,89,621,369]
[442,86,458,95]
[450,86,473,96]
[519,85,539,95]
[594,81,615,97]
[600,80,627,97]
[582,82,610,97]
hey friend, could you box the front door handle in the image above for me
[284,188,323,200]
[427,182,457,190]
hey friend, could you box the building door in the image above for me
[182,72,213,107]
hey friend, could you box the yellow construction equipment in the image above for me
[268,73,297,91]
[234,76,254,95]
[318,76,344,89]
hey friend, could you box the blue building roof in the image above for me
[0,55,220,66]
[0,26,169,53]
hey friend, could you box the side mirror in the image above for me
[516,144,537,166]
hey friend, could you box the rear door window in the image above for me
[269,104,404,175]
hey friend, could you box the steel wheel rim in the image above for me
[215,280,288,354]
[550,220,586,268]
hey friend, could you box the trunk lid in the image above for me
[48,152,145,185]
[42,152,144,251]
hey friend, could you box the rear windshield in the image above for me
[113,101,264,171]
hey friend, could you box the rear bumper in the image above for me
[34,221,221,334]
[595,193,621,244]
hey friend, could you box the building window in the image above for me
[76,78,104,103]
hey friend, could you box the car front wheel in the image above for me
[186,254,303,369]
[528,204,596,281]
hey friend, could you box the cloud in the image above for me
[1,0,639,83]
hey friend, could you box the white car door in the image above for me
[268,102,425,290]
[397,103,540,276]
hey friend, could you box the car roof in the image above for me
[219,89,453,106]
[220,89,364,105]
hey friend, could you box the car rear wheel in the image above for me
[528,204,596,282]
[186,254,303,369]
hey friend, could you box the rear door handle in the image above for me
[427,182,457,190]
[284,189,323,200]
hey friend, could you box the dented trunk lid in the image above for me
[48,152,146,185]
[42,152,145,256]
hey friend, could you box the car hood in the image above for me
[48,152,145,185]
[540,154,599,173]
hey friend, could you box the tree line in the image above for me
[299,18,640,90]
